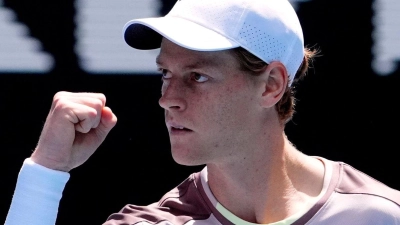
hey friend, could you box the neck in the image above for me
[207,135,324,224]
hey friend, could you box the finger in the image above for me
[54,91,106,101]
[52,92,106,114]
[92,106,118,140]
[66,96,105,128]
[52,95,105,129]
[61,102,100,133]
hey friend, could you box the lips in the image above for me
[171,126,192,131]
[167,121,193,134]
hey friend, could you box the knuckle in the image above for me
[53,94,61,104]
[52,92,69,106]
[88,108,98,119]
[98,93,106,103]
[53,91,68,100]
[53,98,69,111]
[92,99,104,109]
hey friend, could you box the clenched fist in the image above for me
[31,91,118,172]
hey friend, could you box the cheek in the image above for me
[205,85,254,129]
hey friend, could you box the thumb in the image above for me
[94,107,118,140]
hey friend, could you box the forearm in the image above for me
[4,158,70,225]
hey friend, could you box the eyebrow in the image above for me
[155,54,163,67]
[156,54,221,70]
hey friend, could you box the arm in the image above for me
[4,91,117,225]
[5,159,69,225]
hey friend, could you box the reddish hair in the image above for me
[231,47,318,123]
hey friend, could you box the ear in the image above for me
[259,62,288,108]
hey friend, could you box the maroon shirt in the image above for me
[104,158,400,225]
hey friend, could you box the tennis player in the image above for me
[5,0,400,224]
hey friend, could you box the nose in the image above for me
[159,78,187,111]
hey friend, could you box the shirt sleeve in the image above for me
[4,158,70,225]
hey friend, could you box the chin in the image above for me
[170,145,205,166]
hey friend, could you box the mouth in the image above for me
[171,125,192,132]
[168,123,193,135]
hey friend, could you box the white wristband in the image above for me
[4,158,70,225]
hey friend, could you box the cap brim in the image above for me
[123,17,240,51]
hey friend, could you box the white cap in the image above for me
[123,0,304,83]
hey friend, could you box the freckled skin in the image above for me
[158,38,267,166]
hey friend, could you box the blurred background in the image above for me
[1,0,399,224]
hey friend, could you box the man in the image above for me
[5,0,400,224]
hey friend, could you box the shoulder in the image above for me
[334,161,400,206]
[103,171,214,225]
[307,160,400,224]
[313,191,400,224]
[327,161,400,223]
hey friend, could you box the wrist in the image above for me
[30,152,71,172]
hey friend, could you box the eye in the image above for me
[192,73,208,83]
[158,68,171,79]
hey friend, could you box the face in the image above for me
[157,38,266,166]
